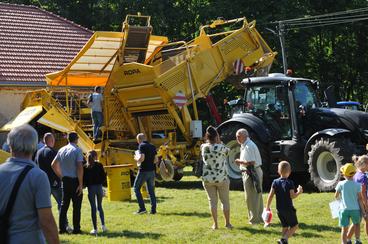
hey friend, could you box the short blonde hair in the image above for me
[354,155,368,170]
[278,161,291,175]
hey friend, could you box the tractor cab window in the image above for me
[294,81,319,111]
[245,84,291,139]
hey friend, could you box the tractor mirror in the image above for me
[311,80,319,90]
[324,85,338,108]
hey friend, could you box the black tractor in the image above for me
[218,73,368,191]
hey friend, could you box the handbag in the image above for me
[0,165,33,244]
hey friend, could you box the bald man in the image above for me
[133,133,158,215]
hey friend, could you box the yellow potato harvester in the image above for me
[1,14,275,180]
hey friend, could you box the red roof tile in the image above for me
[0,2,93,85]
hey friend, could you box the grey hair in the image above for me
[7,124,38,155]
[136,133,146,141]
[236,128,249,137]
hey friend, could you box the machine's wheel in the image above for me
[157,159,174,181]
[173,167,184,181]
[155,169,164,183]
[308,137,354,191]
[219,123,270,190]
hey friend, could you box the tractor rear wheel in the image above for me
[308,137,354,191]
[219,123,270,190]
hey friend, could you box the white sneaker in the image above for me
[90,229,97,235]
[101,225,108,232]
[66,225,73,234]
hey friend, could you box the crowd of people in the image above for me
[0,125,109,244]
[1,123,368,244]
[200,126,302,244]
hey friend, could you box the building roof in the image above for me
[0,2,93,86]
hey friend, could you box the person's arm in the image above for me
[51,159,62,179]
[235,145,256,166]
[235,159,256,166]
[290,185,303,199]
[361,183,368,210]
[76,161,83,195]
[99,163,107,183]
[38,208,60,244]
[358,193,367,217]
[335,191,340,199]
[135,153,145,164]
[266,188,275,209]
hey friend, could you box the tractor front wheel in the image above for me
[308,137,354,191]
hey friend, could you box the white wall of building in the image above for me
[0,90,28,143]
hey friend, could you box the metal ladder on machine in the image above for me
[119,14,152,64]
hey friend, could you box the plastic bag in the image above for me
[329,200,342,219]
[262,208,273,227]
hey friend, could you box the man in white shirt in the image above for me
[88,86,103,141]
[235,128,263,224]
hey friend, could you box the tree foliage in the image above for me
[4,0,368,107]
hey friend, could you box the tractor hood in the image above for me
[306,107,368,142]
[330,108,368,130]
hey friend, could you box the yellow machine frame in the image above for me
[1,15,276,178]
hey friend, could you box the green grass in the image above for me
[56,172,367,244]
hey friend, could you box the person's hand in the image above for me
[76,184,83,196]
[235,159,241,165]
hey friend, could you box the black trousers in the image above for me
[59,177,83,232]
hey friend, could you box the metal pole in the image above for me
[278,21,288,74]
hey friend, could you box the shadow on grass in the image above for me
[160,211,211,218]
[126,195,174,204]
[102,230,163,239]
[239,224,322,238]
[156,180,203,189]
[299,222,340,232]
[238,225,281,235]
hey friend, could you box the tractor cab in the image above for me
[240,74,320,141]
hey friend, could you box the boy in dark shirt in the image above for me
[266,161,303,244]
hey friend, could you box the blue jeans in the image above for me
[133,171,156,212]
[92,111,103,139]
[87,184,105,230]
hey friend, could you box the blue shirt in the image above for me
[91,92,103,112]
[335,180,361,210]
[55,143,84,178]
[0,157,51,244]
[272,177,295,211]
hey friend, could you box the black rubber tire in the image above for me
[173,167,184,181]
[219,122,271,191]
[308,137,354,192]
